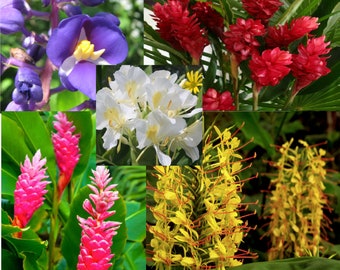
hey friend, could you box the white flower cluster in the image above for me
[96,65,202,165]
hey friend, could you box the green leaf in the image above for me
[231,112,275,156]
[323,3,340,47]
[1,162,19,197]
[7,112,57,183]
[123,241,146,270]
[49,90,88,111]
[1,249,23,270]
[3,235,47,262]
[2,224,22,236]
[272,0,322,25]
[233,257,340,270]
[126,202,146,242]
[61,185,127,269]
[1,113,33,168]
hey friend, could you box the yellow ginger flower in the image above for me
[147,125,257,269]
[265,138,332,260]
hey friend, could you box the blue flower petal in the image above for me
[60,61,96,100]
[0,7,24,34]
[47,15,89,67]
[87,14,128,64]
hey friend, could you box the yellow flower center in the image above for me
[73,40,105,61]
[146,125,159,143]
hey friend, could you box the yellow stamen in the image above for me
[73,40,105,61]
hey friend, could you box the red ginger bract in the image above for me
[291,36,331,93]
[249,47,292,91]
[266,16,319,48]
[12,150,50,231]
[192,1,224,38]
[153,0,209,63]
[77,166,120,270]
[52,112,80,199]
[223,18,265,62]
[242,0,283,23]
[203,88,235,111]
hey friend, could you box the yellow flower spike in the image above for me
[265,139,332,260]
[182,70,203,94]
[148,124,257,269]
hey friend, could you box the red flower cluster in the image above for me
[249,48,292,91]
[266,16,319,48]
[223,18,265,62]
[191,1,224,38]
[242,0,283,23]
[153,0,209,63]
[203,88,235,111]
[291,36,331,93]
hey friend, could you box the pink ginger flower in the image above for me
[52,112,80,199]
[291,36,331,94]
[77,166,120,270]
[12,150,50,233]
[223,18,265,62]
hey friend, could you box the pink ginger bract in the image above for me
[52,112,80,199]
[77,166,120,270]
[12,150,50,231]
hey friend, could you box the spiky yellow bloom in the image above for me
[148,125,256,269]
[265,138,332,260]
[182,70,203,94]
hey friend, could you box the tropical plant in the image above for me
[144,0,340,111]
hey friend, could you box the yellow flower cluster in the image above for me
[266,138,331,260]
[148,125,256,269]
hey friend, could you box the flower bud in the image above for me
[62,4,82,17]
[12,67,43,104]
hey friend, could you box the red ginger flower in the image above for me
[77,166,120,270]
[291,36,331,93]
[242,0,283,23]
[203,88,235,111]
[191,1,224,38]
[52,112,80,199]
[153,0,209,63]
[12,150,50,232]
[223,18,265,62]
[266,16,319,48]
[249,47,292,91]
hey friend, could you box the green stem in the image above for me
[48,181,59,270]
[253,84,259,111]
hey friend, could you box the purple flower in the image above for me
[23,36,45,62]
[0,0,25,34]
[62,4,82,17]
[46,13,128,100]
[12,67,43,106]
[5,101,29,111]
